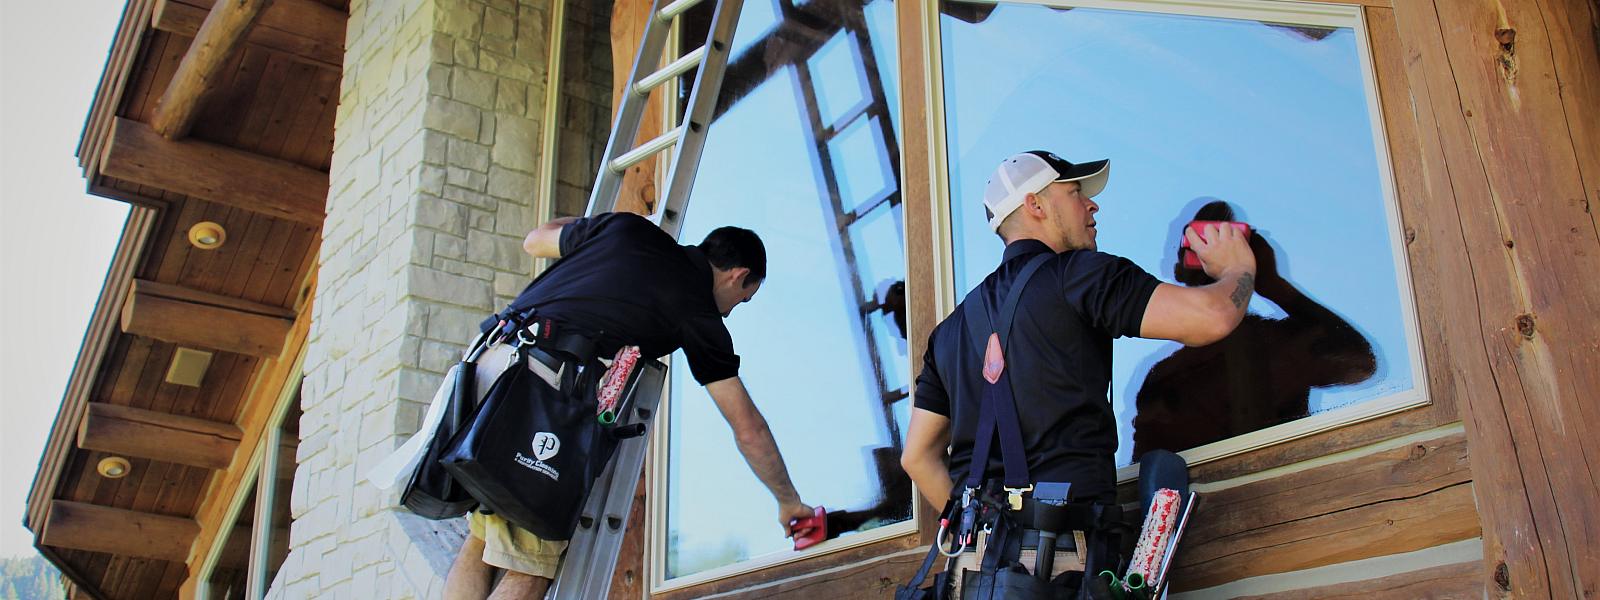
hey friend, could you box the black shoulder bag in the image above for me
[439,320,662,541]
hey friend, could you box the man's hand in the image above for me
[780,501,817,538]
[1185,222,1255,280]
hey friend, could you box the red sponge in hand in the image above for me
[792,506,827,551]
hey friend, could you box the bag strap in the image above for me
[901,497,962,592]
[961,252,1052,491]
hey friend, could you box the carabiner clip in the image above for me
[935,517,967,558]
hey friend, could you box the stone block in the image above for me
[443,184,496,210]
[415,194,466,236]
[422,96,480,143]
[452,37,479,68]
[495,271,528,298]
[434,232,466,260]
[420,339,460,373]
[436,0,482,41]
[486,164,537,204]
[495,78,528,116]
[451,67,497,110]
[494,203,534,238]
[447,165,488,191]
[480,50,535,82]
[469,208,496,232]
[407,265,492,308]
[427,304,488,343]
[466,229,530,273]
[418,164,446,196]
[448,138,491,172]
[491,116,539,172]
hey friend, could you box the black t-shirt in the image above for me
[913,240,1160,500]
[482,212,740,385]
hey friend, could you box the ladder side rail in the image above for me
[586,0,677,217]
[655,0,747,238]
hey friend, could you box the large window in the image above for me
[933,0,1425,471]
[652,0,910,589]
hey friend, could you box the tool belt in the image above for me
[898,253,1131,600]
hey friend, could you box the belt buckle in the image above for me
[1005,485,1032,512]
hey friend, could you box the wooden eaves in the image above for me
[25,0,344,597]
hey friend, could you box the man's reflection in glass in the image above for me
[1131,200,1377,459]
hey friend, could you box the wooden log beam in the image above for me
[99,118,327,224]
[151,0,275,139]
[41,501,199,562]
[77,403,242,470]
[152,0,345,69]
[120,279,296,357]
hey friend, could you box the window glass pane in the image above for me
[808,32,870,127]
[830,116,895,212]
[264,394,301,589]
[664,0,908,581]
[205,478,257,600]
[940,1,1416,467]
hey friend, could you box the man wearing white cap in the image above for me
[899,150,1255,596]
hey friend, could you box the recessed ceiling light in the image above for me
[188,221,226,249]
[97,456,131,479]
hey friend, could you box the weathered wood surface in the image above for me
[1171,432,1479,590]
[1233,560,1484,600]
[1387,0,1600,596]
[77,402,243,470]
[652,538,924,600]
[42,501,200,563]
[153,0,344,69]
[120,278,295,357]
[897,0,946,545]
[609,0,667,217]
[151,0,274,138]
[100,118,328,224]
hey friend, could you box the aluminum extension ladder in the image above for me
[548,0,745,597]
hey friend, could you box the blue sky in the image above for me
[0,1,130,560]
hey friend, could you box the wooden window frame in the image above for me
[194,357,305,600]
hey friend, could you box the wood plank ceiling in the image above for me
[26,0,346,598]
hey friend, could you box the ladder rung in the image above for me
[610,125,685,172]
[657,0,705,21]
[635,45,707,96]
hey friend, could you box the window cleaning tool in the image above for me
[791,506,828,551]
[1179,220,1251,270]
[548,0,747,596]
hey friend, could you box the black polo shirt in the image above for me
[913,240,1160,500]
[482,212,739,385]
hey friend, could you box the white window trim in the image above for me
[924,0,1432,482]
[195,350,306,599]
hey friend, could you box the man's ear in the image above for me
[732,266,754,289]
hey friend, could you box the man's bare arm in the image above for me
[900,407,953,508]
[523,217,579,259]
[703,377,814,534]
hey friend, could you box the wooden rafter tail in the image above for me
[41,501,200,562]
[120,278,296,358]
[152,0,345,69]
[152,0,276,139]
[77,402,243,471]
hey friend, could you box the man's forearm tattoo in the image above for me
[1229,273,1256,308]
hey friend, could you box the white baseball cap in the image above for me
[982,150,1111,232]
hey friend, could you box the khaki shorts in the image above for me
[464,337,572,578]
